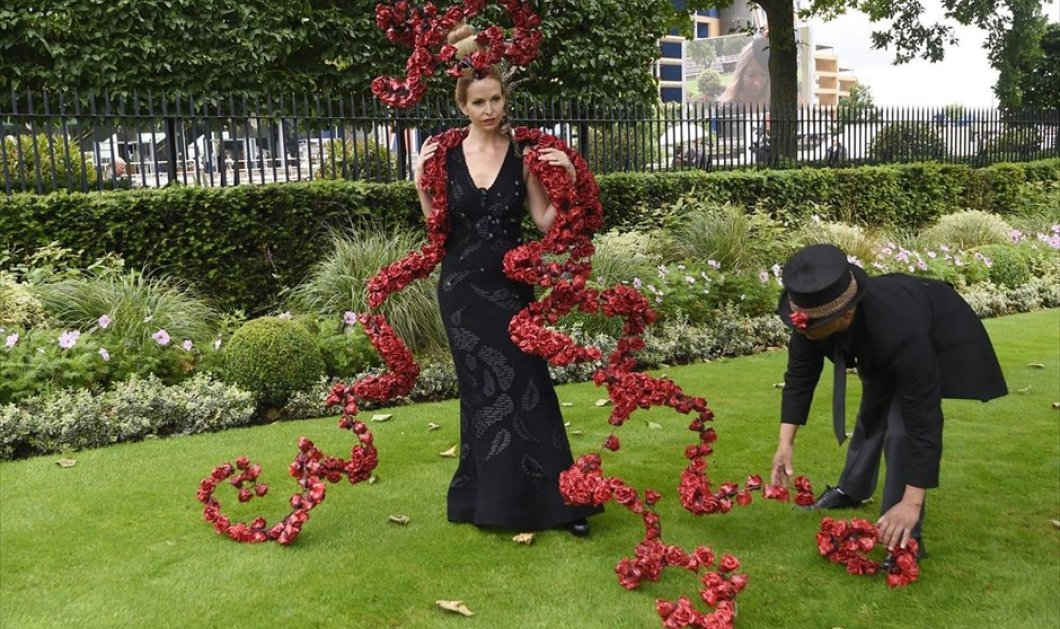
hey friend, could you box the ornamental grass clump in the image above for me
[219,317,326,412]
[285,225,447,356]
[797,218,882,266]
[919,210,1013,250]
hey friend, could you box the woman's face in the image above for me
[743,63,768,96]
[459,77,505,131]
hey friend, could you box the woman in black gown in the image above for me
[413,67,602,536]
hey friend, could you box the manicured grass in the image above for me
[2,309,1057,628]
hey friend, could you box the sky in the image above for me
[804,1,1060,108]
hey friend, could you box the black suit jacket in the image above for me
[781,274,1008,488]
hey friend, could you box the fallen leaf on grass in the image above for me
[1051,519,1060,529]
[772,382,785,389]
[55,459,77,468]
[594,398,611,407]
[1016,385,1032,393]
[368,474,379,485]
[646,421,663,430]
[388,514,410,525]
[427,422,441,432]
[570,430,584,436]
[1028,363,1045,369]
[439,445,457,458]
[436,600,474,616]
[512,532,535,545]
[1052,402,1060,409]
[561,402,573,407]
[371,413,393,422]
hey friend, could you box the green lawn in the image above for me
[2,309,1058,629]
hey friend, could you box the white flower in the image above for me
[771,263,781,277]
[811,214,822,224]
[758,271,769,283]
[632,277,642,290]
[58,330,81,349]
[707,259,721,270]
[213,338,222,350]
[152,329,171,346]
[182,339,194,352]
[98,314,112,329]
[99,347,110,362]
[4,333,17,348]
[278,311,292,319]
[927,250,937,259]
[143,314,153,323]
[684,275,696,284]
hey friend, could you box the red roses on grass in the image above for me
[817,517,921,588]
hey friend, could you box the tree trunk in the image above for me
[757,0,798,167]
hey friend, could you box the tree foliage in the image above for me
[1006,21,1060,110]
[0,0,705,107]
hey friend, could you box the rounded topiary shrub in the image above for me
[868,122,946,163]
[220,317,326,409]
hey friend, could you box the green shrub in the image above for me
[588,230,659,286]
[868,122,946,163]
[0,274,48,328]
[0,374,254,460]
[920,210,1013,250]
[220,316,325,409]
[1,134,98,193]
[296,314,381,379]
[977,244,1031,289]
[316,138,397,183]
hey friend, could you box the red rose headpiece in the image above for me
[372,0,543,108]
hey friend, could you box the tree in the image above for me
[687,39,719,67]
[741,0,1051,163]
[1004,21,1059,110]
[697,70,726,100]
[837,82,880,124]
[0,0,703,107]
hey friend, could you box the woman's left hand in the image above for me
[537,148,576,183]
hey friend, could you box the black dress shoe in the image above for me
[807,486,863,510]
[567,518,590,537]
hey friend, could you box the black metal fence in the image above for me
[2,90,1057,195]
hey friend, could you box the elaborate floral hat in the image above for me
[371,0,543,108]
[777,244,870,331]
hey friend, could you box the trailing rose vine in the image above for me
[196,2,922,623]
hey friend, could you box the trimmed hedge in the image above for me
[1,181,419,312]
[3,159,1056,314]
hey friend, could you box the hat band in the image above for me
[789,272,859,319]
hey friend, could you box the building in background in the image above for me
[656,2,858,105]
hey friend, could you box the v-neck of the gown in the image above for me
[459,140,512,193]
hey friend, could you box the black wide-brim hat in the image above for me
[777,244,870,331]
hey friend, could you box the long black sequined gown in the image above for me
[440,141,603,530]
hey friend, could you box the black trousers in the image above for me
[837,391,926,544]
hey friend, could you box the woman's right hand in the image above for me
[414,137,438,189]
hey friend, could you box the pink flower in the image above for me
[182,339,194,352]
[58,330,81,349]
[758,270,769,283]
[344,311,358,325]
[4,333,17,348]
[152,329,171,346]
[98,314,112,329]
[99,347,110,361]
